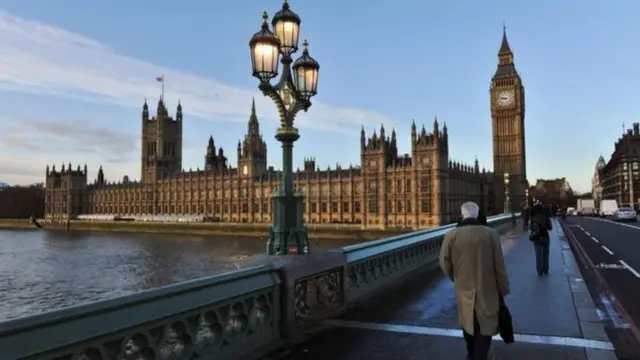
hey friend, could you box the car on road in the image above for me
[613,206,638,222]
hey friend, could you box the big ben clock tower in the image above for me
[490,26,527,212]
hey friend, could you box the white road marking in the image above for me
[584,231,591,236]
[601,246,614,255]
[591,236,599,243]
[619,260,640,278]
[323,319,614,350]
[588,216,640,230]
[599,293,631,329]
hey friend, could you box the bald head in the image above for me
[461,201,479,220]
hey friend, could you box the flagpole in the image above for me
[161,74,165,101]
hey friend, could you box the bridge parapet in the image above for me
[0,213,520,360]
[342,213,517,303]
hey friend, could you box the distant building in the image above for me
[599,123,640,208]
[528,178,573,207]
[44,29,528,228]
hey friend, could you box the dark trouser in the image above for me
[463,314,492,360]
[534,241,550,275]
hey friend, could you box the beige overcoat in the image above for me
[439,224,510,336]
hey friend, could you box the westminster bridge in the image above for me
[0,214,632,360]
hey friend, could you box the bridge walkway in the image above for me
[282,220,617,360]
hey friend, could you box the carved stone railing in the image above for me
[342,213,520,303]
[1,213,520,360]
[0,266,282,360]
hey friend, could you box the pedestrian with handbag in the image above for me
[439,202,512,360]
[529,203,553,276]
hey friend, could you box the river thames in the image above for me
[0,228,355,321]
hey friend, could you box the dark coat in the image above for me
[441,217,510,336]
[530,205,552,240]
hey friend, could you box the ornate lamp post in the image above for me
[249,0,320,255]
[504,172,511,213]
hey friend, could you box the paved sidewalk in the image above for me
[282,220,616,360]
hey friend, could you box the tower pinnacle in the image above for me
[499,24,512,55]
[251,96,256,116]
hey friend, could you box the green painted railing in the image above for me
[0,213,520,360]
[343,213,519,303]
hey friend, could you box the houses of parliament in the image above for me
[44,29,528,229]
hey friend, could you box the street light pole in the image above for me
[504,172,511,214]
[249,0,320,256]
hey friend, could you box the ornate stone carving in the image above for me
[293,267,343,325]
[345,238,443,302]
[13,289,277,360]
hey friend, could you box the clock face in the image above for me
[242,165,248,175]
[496,90,515,107]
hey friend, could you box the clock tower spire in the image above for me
[490,26,527,212]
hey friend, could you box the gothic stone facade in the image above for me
[598,122,640,208]
[491,28,527,213]
[45,31,525,229]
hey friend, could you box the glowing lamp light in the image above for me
[272,0,301,55]
[292,40,320,101]
[249,12,281,82]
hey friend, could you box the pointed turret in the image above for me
[499,24,512,55]
[97,165,105,184]
[495,25,517,74]
[247,97,260,135]
[176,100,183,121]
[156,97,168,117]
[251,96,257,116]
[142,99,149,121]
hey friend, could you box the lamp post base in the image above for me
[266,188,310,255]
[267,225,309,255]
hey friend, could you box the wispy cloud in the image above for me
[0,10,391,133]
[0,117,138,163]
[0,117,140,185]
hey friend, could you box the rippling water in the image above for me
[0,229,352,321]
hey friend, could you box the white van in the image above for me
[600,199,618,217]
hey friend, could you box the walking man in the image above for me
[440,201,511,360]
[529,203,553,276]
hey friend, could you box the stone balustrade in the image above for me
[0,213,519,360]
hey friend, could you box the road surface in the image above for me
[565,216,640,358]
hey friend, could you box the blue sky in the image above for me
[0,0,638,192]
